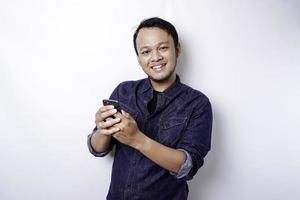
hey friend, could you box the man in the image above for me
[87,17,212,200]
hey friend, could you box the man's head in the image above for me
[133,17,179,56]
[134,17,181,89]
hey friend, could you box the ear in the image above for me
[175,43,181,58]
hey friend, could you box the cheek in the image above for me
[164,49,176,58]
[138,57,149,67]
[165,52,177,64]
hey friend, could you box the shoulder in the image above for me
[111,78,148,98]
[117,79,142,88]
[177,84,212,130]
[180,82,211,108]
[115,78,146,91]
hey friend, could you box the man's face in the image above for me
[135,27,180,84]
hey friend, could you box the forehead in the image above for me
[136,27,174,48]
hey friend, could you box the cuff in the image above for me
[87,129,112,157]
[170,149,193,179]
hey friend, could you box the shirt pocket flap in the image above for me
[161,117,187,129]
[158,116,188,146]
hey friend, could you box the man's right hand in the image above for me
[90,105,121,153]
[95,105,121,136]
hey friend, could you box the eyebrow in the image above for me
[139,41,170,51]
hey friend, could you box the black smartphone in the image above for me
[102,99,122,113]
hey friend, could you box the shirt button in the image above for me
[132,161,137,166]
[127,182,131,187]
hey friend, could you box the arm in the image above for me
[88,83,124,156]
[88,105,121,154]
[176,100,213,179]
[90,130,113,153]
[137,132,186,173]
[87,129,114,157]
[112,111,185,173]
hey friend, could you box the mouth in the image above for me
[151,63,166,72]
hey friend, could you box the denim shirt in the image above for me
[87,75,213,200]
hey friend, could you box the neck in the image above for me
[150,74,177,92]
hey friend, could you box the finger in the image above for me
[125,111,131,118]
[100,127,120,136]
[99,105,114,112]
[101,117,113,123]
[100,109,118,120]
[95,115,114,125]
[96,117,113,127]
[105,117,113,122]
[121,110,131,119]
[95,106,115,121]
[98,118,121,129]
[114,112,124,119]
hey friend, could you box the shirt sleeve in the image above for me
[176,98,213,180]
[170,149,193,179]
[87,127,115,157]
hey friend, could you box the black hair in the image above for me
[133,17,179,55]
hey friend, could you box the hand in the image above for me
[95,105,121,136]
[112,110,145,149]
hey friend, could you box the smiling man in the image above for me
[87,17,213,200]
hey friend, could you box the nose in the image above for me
[151,50,163,62]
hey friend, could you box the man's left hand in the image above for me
[112,110,145,150]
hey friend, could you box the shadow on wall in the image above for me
[177,40,224,199]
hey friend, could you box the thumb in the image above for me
[121,110,131,118]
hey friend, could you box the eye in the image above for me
[141,50,150,55]
[160,46,169,51]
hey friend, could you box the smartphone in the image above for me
[102,99,122,113]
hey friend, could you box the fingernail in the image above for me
[115,118,121,122]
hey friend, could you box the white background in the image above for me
[1,0,300,199]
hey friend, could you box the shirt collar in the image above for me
[142,74,182,97]
[142,77,152,93]
[162,75,182,99]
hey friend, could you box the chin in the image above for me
[149,72,175,83]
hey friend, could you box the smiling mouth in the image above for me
[151,63,166,72]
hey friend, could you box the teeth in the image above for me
[153,65,162,69]
[152,63,165,70]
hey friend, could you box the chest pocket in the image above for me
[158,116,187,147]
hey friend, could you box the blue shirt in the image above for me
[87,75,213,200]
